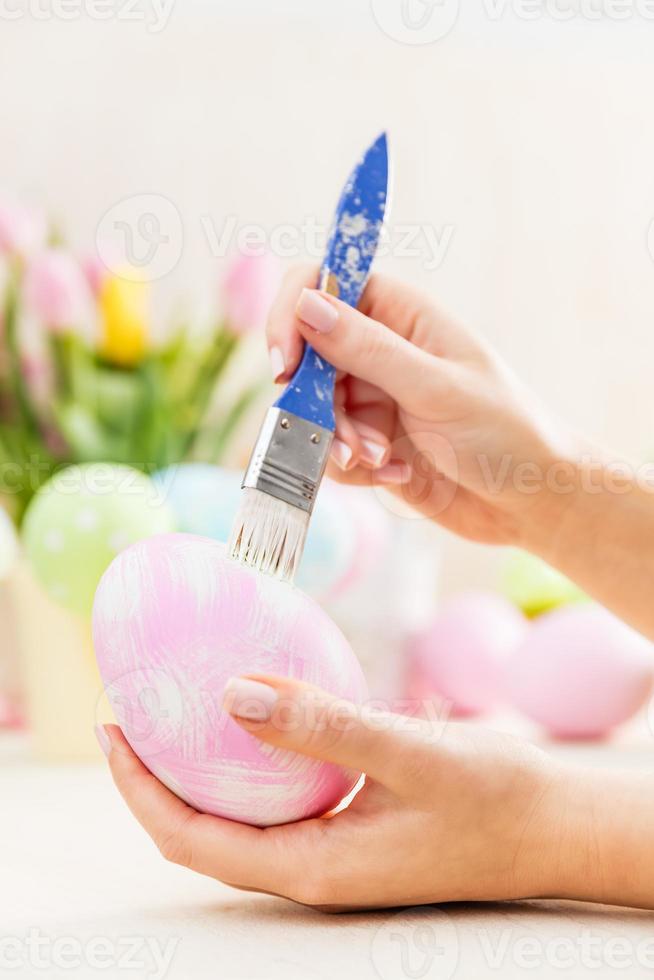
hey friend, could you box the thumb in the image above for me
[294,288,452,409]
[222,674,408,790]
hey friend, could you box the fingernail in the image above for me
[223,677,278,722]
[296,288,338,334]
[269,346,285,382]
[360,439,388,468]
[330,438,353,470]
[94,724,112,758]
[377,461,412,485]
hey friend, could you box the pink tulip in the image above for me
[81,252,108,298]
[82,245,123,298]
[0,198,46,258]
[24,249,93,335]
[221,252,281,335]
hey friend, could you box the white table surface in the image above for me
[2,729,654,980]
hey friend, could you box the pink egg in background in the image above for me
[93,533,368,827]
[504,605,654,739]
[0,691,24,730]
[407,592,528,716]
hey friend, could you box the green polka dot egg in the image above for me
[500,549,587,618]
[22,463,175,617]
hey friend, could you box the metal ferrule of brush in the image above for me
[242,407,334,514]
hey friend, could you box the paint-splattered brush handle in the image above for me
[274,132,391,433]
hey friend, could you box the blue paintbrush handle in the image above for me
[273,132,390,434]
[274,300,337,430]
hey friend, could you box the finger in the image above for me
[267,268,425,376]
[266,263,318,382]
[357,273,481,360]
[343,377,396,455]
[330,409,390,473]
[348,419,391,469]
[346,377,390,409]
[268,265,477,386]
[330,409,360,472]
[325,461,413,491]
[335,380,392,467]
[295,288,456,411]
[222,676,417,792]
[100,724,307,894]
[324,460,377,487]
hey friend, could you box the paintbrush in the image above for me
[228,132,391,582]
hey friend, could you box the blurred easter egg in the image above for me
[93,533,367,827]
[505,605,654,739]
[0,508,18,581]
[410,592,528,715]
[327,486,391,601]
[501,549,586,617]
[154,464,356,600]
[298,480,359,598]
[22,463,174,617]
[0,691,24,730]
[154,463,240,541]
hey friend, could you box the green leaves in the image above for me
[0,272,264,522]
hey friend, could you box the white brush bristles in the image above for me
[228,488,310,584]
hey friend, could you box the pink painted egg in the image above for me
[409,592,528,715]
[93,533,368,826]
[505,605,654,739]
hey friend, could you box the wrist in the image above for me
[506,760,597,902]
[514,446,629,564]
[506,436,587,559]
[527,763,654,909]
[529,763,605,902]
[515,449,654,637]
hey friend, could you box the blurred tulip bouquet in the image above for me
[0,197,278,520]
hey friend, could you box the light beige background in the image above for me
[3,9,654,970]
[2,1,654,593]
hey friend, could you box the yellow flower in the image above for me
[99,273,149,367]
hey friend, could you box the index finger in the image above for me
[267,265,421,382]
[266,263,319,382]
[266,263,464,387]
